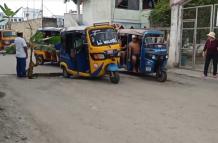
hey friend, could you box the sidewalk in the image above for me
[168,68,218,81]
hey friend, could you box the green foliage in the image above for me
[0,3,21,18]
[35,45,56,53]
[186,0,218,7]
[0,3,21,29]
[149,0,171,27]
[5,44,16,54]
[31,32,59,52]
[48,36,61,45]
[149,0,218,27]
[30,32,44,44]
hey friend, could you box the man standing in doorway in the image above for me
[15,32,28,77]
[129,35,140,72]
[203,32,218,78]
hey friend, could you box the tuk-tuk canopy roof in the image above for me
[62,26,87,32]
[38,27,63,32]
[118,29,163,36]
[62,24,114,32]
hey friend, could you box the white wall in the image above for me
[140,10,151,28]
[83,0,111,26]
[64,13,79,27]
[111,0,142,28]
[83,0,152,28]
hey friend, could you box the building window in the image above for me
[115,0,139,10]
[14,19,17,22]
[19,19,22,22]
[143,0,159,9]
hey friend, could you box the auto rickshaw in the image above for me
[60,23,121,83]
[118,29,168,82]
[0,30,16,50]
[34,27,62,65]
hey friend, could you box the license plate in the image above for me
[146,67,151,71]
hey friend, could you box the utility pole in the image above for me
[41,0,43,27]
[77,0,81,24]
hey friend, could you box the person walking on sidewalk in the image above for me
[15,32,28,77]
[203,32,218,78]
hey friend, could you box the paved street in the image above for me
[0,54,218,143]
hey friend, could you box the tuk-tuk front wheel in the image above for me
[156,71,167,82]
[35,56,44,65]
[62,67,69,78]
[109,71,120,84]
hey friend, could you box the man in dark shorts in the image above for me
[129,35,140,72]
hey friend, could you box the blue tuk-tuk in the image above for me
[118,29,168,82]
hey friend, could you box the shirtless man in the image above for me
[129,35,140,72]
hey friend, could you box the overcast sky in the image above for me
[0,0,77,17]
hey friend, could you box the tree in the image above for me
[149,0,218,27]
[149,0,171,27]
[186,0,218,6]
[0,3,21,29]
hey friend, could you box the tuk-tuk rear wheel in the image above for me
[156,71,167,82]
[109,71,120,84]
[36,56,44,65]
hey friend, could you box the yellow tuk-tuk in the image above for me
[0,30,16,50]
[34,27,62,65]
[60,23,121,83]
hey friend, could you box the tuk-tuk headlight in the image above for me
[92,53,105,60]
[152,55,156,60]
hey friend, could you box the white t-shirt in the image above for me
[15,37,27,58]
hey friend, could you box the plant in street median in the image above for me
[0,3,21,29]
[27,31,44,78]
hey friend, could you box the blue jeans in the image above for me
[16,57,26,77]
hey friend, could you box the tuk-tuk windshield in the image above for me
[144,34,165,48]
[89,28,118,46]
[3,31,16,37]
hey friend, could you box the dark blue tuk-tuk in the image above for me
[118,29,168,82]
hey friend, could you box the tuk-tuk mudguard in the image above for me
[107,63,119,72]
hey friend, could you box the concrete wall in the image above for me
[83,0,112,25]
[140,10,151,28]
[64,13,79,27]
[83,0,151,28]
[11,18,57,41]
[11,18,42,41]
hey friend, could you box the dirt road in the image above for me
[0,72,218,143]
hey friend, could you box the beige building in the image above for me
[11,18,57,41]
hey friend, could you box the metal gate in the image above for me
[180,4,218,70]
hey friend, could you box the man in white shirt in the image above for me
[15,32,28,77]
